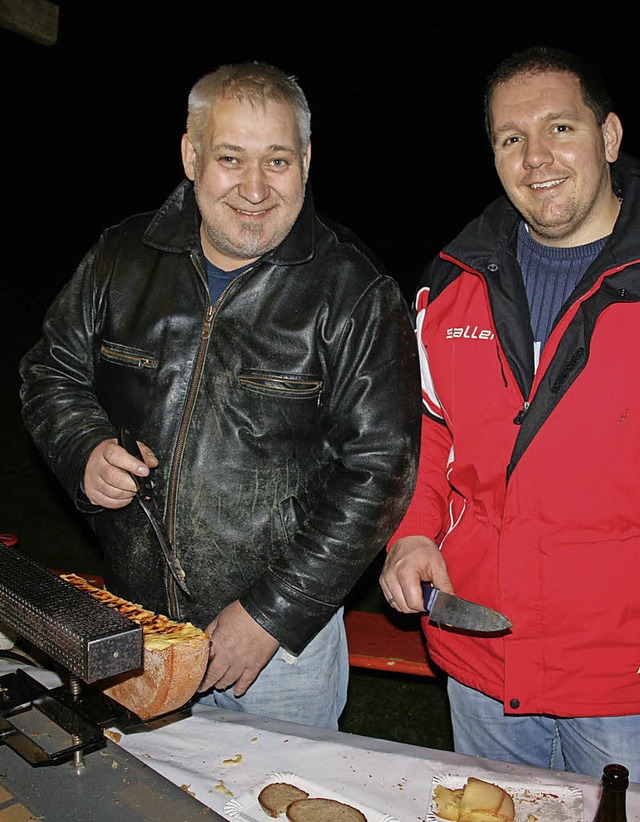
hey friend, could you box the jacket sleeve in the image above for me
[19,239,118,510]
[240,275,423,653]
[386,274,454,544]
[388,412,452,545]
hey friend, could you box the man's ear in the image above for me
[603,112,623,163]
[302,143,311,185]
[181,133,196,181]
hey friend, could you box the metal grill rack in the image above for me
[0,540,147,766]
[0,540,142,682]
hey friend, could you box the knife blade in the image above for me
[421,582,511,632]
[118,427,190,596]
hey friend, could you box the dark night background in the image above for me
[3,3,640,562]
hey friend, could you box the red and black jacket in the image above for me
[395,153,640,717]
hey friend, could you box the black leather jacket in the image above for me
[20,180,421,654]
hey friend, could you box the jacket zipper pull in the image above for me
[201,305,214,339]
[513,401,530,425]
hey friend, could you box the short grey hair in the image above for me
[186,61,311,153]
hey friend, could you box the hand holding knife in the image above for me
[118,426,190,596]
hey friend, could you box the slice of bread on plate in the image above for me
[286,797,367,821]
[258,782,310,817]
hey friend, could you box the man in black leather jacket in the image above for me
[19,62,421,729]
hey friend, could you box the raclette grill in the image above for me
[0,539,223,818]
[0,540,142,682]
[0,540,147,767]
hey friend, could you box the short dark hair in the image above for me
[483,46,613,142]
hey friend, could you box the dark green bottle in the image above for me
[592,763,629,822]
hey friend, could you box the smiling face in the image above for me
[490,69,623,246]
[181,96,311,270]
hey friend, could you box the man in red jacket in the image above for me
[381,45,640,780]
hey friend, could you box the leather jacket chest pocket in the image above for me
[239,369,323,406]
[99,340,158,370]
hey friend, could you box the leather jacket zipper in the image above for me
[163,259,255,617]
[99,344,155,369]
[163,302,213,617]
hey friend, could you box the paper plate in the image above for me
[224,770,400,821]
[427,773,583,822]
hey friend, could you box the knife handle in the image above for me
[118,427,147,493]
[421,582,438,612]
[118,426,143,460]
[118,427,191,597]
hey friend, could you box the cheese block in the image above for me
[433,785,463,820]
[61,573,209,720]
[459,778,514,822]
[433,778,514,822]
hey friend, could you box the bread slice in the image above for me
[258,783,310,817]
[61,573,209,720]
[286,798,367,821]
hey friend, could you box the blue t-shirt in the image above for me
[206,260,253,303]
[517,222,607,365]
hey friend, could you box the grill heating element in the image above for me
[0,541,224,822]
[0,541,142,682]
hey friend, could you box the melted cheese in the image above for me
[60,573,208,647]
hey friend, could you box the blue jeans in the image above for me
[197,608,349,730]
[448,677,640,782]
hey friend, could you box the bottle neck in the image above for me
[592,764,629,822]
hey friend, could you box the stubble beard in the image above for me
[520,194,584,243]
[202,217,271,262]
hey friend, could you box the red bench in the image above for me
[344,609,436,678]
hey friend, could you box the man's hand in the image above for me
[197,600,280,698]
[83,438,158,508]
[380,535,454,613]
